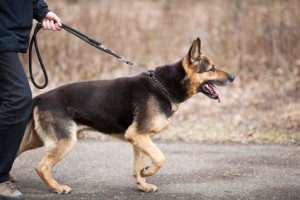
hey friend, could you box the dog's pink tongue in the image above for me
[210,84,221,103]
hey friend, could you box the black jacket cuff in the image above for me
[33,0,50,22]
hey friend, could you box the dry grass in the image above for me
[22,0,300,144]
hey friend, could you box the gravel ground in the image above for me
[12,139,300,200]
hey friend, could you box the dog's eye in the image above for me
[209,65,216,72]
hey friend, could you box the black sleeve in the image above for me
[33,0,50,22]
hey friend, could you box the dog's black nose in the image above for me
[229,74,235,82]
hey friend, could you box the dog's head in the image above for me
[182,38,235,102]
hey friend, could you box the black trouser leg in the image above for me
[0,52,33,183]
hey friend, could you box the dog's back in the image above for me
[33,72,175,137]
[34,78,136,135]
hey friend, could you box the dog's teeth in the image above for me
[207,84,214,93]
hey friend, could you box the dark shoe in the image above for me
[0,181,24,200]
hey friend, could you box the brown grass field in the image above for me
[22,0,300,144]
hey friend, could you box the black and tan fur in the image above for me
[15,38,234,193]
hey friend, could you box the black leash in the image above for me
[29,23,122,89]
[29,22,147,89]
[62,23,128,62]
[29,23,47,89]
[29,23,172,100]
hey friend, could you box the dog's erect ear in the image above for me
[188,37,201,64]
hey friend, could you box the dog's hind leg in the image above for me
[35,137,76,194]
[33,107,77,193]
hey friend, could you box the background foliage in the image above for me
[23,0,300,144]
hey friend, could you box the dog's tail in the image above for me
[17,117,44,157]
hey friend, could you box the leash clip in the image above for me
[146,71,155,78]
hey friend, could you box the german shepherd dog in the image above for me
[15,38,234,193]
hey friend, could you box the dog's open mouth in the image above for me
[202,83,220,103]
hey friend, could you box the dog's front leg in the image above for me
[133,146,145,178]
[128,135,165,192]
[133,147,157,192]
[132,135,165,177]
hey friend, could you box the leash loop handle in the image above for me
[29,23,48,89]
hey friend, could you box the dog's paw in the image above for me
[138,183,158,192]
[52,184,72,194]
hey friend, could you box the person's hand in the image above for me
[41,11,62,31]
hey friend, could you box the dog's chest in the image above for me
[149,113,171,134]
[144,96,178,134]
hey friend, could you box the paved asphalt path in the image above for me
[12,139,300,200]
